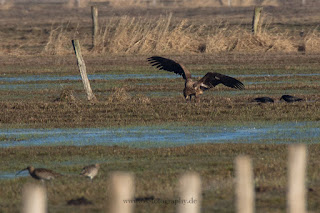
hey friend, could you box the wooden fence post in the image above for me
[152,0,157,6]
[91,6,98,49]
[228,0,231,7]
[177,172,201,213]
[108,172,135,213]
[287,144,307,213]
[72,40,97,102]
[22,184,47,213]
[235,155,254,213]
[252,7,263,35]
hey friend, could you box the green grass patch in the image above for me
[1,144,320,212]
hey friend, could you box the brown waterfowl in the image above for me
[16,166,62,181]
[147,56,245,102]
[80,163,100,180]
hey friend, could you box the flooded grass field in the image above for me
[1,1,320,212]
[1,121,320,148]
[0,54,320,212]
[1,53,320,211]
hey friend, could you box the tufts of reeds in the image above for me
[0,0,13,10]
[42,15,320,55]
[107,87,132,103]
[133,94,151,104]
[106,0,280,8]
[93,14,200,54]
[43,23,82,55]
[54,88,76,103]
[43,25,71,55]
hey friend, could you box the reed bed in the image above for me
[105,0,280,8]
[42,15,320,55]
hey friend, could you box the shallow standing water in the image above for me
[1,73,320,82]
[1,121,319,148]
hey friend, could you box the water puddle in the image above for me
[0,73,319,83]
[0,74,175,82]
[1,121,319,179]
[0,121,319,148]
[0,172,28,179]
[1,72,318,91]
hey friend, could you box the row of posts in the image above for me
[73,5,262,102]
[88,5,263,50]
[22,144,307,213]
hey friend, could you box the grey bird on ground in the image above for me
[147,56,245,102]
[280,95,303,103]
[16,165,62,181]
[80,164,100,180]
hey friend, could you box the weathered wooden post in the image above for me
[91,6,99,49]
[235,155,255,213]
[177,172,201,213]
[108,172,135,213]
[252,7,263,35]
[287,144,307,213]
[22,184,47,213]
[298,31,306,53]
[72,40,97,101]
[152,0,157,6]
[228,0,231,7]
[302,0,306,5]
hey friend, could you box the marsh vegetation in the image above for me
[0,1,320,212]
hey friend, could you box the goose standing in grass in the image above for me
[280,95,303,103]
[147,56,244,102]
[80,164,100,180]
[16,166,62,181]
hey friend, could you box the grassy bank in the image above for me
[0,53,319,128]
[1,2,320,212]
[0,98,320,128]
[1,144,320,212]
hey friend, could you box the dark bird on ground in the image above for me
[147,56,245,102]
[253,97,274,103]
[67,197,93,206]
[280,95,303,103]
[16,166,62,181]
[80,163,100,180]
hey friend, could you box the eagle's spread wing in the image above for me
[147,56,191,80]
[198,72,244,90]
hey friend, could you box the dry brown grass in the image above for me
[0,0,13,10]
[105,0,280,8]
[41,14,320,55]
[107,87,132,103]
[304,27,320,52]
[43,24,75,55]
[54,88,76,102]
[1,1,319,56]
